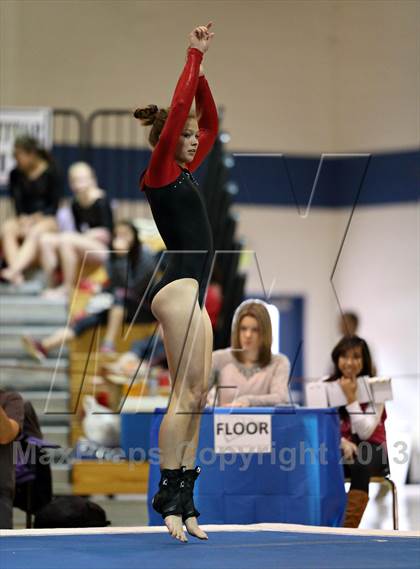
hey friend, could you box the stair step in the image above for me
[23,390,70,416]
[38,426,70,449]
[0,295,67,325]
[0,358,68,391]
[0,289,77,446]
[36,414,71,428]
[0,280,43,296]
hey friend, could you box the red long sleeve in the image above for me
[143,48,203,188]
[189,75,219,171]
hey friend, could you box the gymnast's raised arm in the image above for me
[144,26,214,186]
[188,69,219,171]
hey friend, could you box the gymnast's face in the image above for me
[175,118,199,166]
[239,316,261,354]
[338,346,363,379]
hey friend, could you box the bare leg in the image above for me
[150,278,209,542]
[182,307,212,539]
[22,326,75,363]
[1,218,21,266]
[103,305,124,347]
[3,218,57,282]
[58,240,79,294]
[181,307,213,468]
[58,233,108,293]
[152,280,208,469]
[1,219,23,283]
[5,236,38,280]
[42,327,75,352]
[39,233,62,287]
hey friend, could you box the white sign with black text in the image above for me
[214,414,272,454]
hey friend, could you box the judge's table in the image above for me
[146,407,347,527]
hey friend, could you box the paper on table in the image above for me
[305,376,393,408]
[325,377,373,406]
[304,381,329,408]
[369,377,393,403]
[356,376,373,403]
[325,381,348,407]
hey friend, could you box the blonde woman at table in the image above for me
[207,300,290,408]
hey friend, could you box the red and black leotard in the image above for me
[140,47,218,308]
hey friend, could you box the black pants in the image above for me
[343,442,389,494]
[0,488,13,529]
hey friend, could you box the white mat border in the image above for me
[1,523,419,539]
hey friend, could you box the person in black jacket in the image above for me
[0,390,24,529]
[0,136,61,285]
[39,161,113,298]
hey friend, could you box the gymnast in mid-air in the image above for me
[134,22,217,542]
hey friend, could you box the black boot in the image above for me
[180,466,201,522]
[152,468,183,519]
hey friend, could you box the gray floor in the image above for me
[13,483,420,531]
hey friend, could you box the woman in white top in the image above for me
[208,299,290,407]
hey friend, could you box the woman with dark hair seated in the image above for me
[1,136,61,285]
[326,335,388,528]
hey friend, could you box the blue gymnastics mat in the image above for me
[1,525,419,569]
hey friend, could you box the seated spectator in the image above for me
[22,220,157,361]
[39,161,113,298]
[207,299,290,407]
[324,335,388,528]
[339,311,377,376]
[13,400,54,520]
[0,136,61,285]
[0,389,24,529]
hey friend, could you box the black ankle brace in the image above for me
[180,466,201,522]
[152,468,183,520]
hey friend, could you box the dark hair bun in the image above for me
[133,104,159,125]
